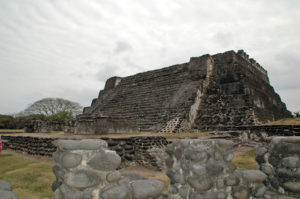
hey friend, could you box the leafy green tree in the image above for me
[0,115,15,129]
[48,111,74,122]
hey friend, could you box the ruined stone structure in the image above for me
[52,139,166,199]
[78,50,290,134]
[24,120,75,134]
[166,137,300,199]
[51,137,300,199]
[1,135,168,169]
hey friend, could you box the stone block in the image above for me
[61,153,82,169]
[101,185,128,199]
[64,170,101,189]
[131,179,164,199]
[242,170,267,183]
[87,150,121,171]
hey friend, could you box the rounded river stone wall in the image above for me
[256,137,300,198]
[52,139,166,199]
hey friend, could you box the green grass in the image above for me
[233,149,257,170]
[0,152,55,199]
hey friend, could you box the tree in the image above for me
[48,111,74,122]
[23,98,82,117]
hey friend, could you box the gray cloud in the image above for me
[114,41,133,54]
[0,0,300,114]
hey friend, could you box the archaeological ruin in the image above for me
[75,50,291,134]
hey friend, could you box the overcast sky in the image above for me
[0,0,299,115]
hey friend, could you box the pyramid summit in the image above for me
[75,50,291,134]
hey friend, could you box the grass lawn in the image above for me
[233,149,257,170]
[0,151,55,199]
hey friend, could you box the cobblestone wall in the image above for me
[24,120,75,133]
[256,137,300,198]
[1,135,168,169]
[166,139,267,199]
[166,138,300,199]
[52,139,166,199]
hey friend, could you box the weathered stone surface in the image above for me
[51,181,62,192]
[131,179,164,199]
[281,157,300,168]
[59,184,92,199]
[101,185,128,199]
[255,147,268,156]
[118,173,146,185]
[178,186,189,198]
[0,190,19,199]
[223,152,234,162]
[283,181,300,193]
[242,170,267,183]
[190,164,206,176]
[224,176,240,186]
[254,185,267,197]
[187,177,212,193]
[62,153,82,169]
[167,170,185,184]
[54,140,80,151]
[0,181,12,191]
[106,171,121,183]
[64,170,101,188]
[54,139,107,151]
[53,165,65,181]
[79,139,108,150]
[206,163,224,176]
[261,164,274,175]
[87,150,121,171]
[232,186,250,199]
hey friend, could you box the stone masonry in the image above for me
[166,139,268,199]
[51,137,300,198]
[256,137,300,198]
[52,139,166,199]
[76,50,290,134]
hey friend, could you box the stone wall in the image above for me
[203,125,300,136]
[166,137,300,199]
[256,137,300,198]
[1,135,168,169]
[76,50,291,134]
[52,139,166,199]
[166,139,268,199]
[24,120,75,134]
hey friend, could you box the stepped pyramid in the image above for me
[75,50,291,134]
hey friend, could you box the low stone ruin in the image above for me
[256,137,300,198]
[166,139,267,199]
[0,181,19,199]
[51,137,300,199]
[52,139,166,199]
[2,135,168,169]
[24,120,75,133]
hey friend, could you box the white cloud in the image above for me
[0,0,300,114]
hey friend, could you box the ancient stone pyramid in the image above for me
[75,50,291,134]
